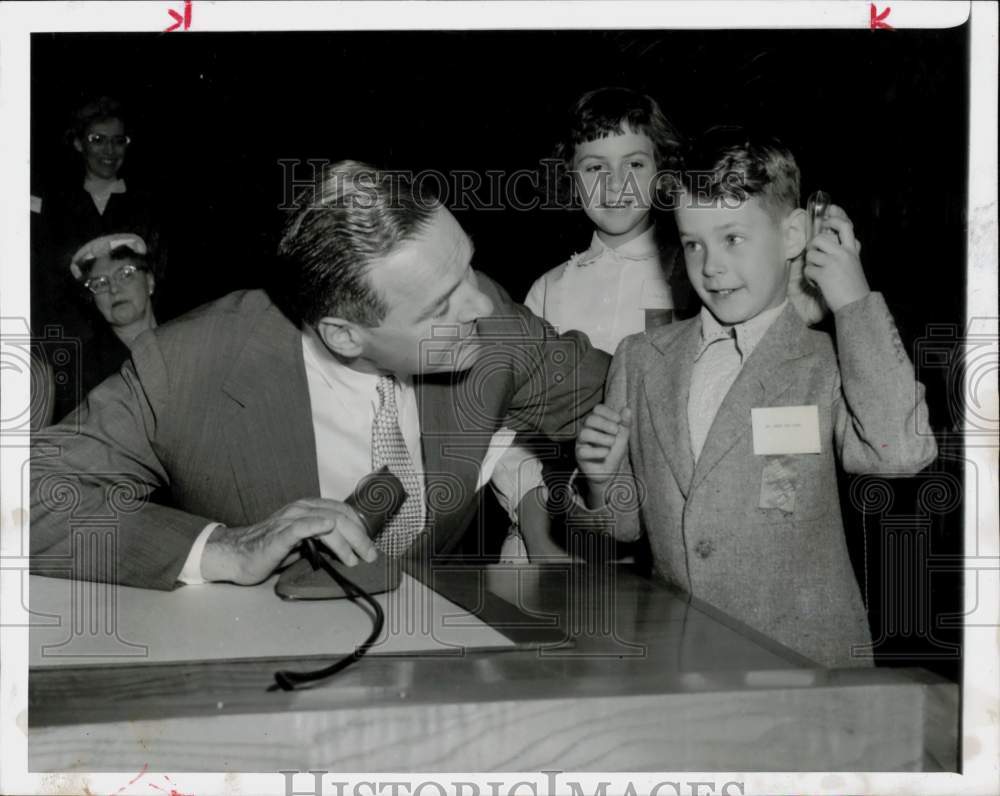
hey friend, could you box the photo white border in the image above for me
[1,2,995,794]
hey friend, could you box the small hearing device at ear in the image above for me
[806,190,836,242]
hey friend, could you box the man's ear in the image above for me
[72,137,84,154]
[782,207,808,260]
[316,317,365,359]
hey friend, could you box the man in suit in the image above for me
[31,160,610,590]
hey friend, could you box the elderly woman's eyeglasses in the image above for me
[85,133,131,147]
[83,264,142,295]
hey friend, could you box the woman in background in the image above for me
[38,96,165,277]
[34,233,158,427]
[70,234,156,364]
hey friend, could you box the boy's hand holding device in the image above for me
[576,404,632,508]
[803,204,870,313]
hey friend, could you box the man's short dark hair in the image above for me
[275,160,440,327]
[680,126,801,219]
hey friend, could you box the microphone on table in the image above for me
[276,466,408,600]
[299,465,407,570]
[270,467,409,691]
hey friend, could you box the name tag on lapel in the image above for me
[751,405,821,455]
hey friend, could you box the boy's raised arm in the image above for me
[831,292,938,475]
[806,207,937,474]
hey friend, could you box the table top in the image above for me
[30,561,877,727]
[29,569,515,668]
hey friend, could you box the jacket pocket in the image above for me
[756,454,826,521]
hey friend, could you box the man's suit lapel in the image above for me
[643,321,700,497]
[220,304,320,522]
[414,371,493,554]
[690,305,810,492]
[415,377,450,508]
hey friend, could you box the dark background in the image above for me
[31,27,969,679]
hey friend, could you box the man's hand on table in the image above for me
[200,498,378,585]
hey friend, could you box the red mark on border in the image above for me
[149,774,190,796]
[870,3,893,30]
[110,766,189,796]
[165,1,193,32]
[113,763,148,794]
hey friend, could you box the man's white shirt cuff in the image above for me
[177,522,222,585]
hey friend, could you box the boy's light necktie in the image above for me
[370,375,425,557]
[689,328,742,462]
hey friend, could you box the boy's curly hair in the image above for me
[679,126,801,218]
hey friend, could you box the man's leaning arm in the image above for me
[475,273,610,440]
[31,355,212,590]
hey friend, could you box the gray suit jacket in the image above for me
[31,276,610,589]
[591,293,937,667]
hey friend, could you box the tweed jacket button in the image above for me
[694,539,714,559]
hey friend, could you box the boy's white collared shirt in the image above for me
[523,227,677,354]
[688,300,788,461]
[694,299,788,362]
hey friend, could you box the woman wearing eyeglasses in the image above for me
[73,113,131,213]
[36,96,166,276]
[70,234,158,348]
[30,233,163,428]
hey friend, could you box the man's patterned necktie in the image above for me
[370,375,425,557]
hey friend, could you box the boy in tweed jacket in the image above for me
[575,130,937,667]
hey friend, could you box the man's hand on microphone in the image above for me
[200,498,378,585]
